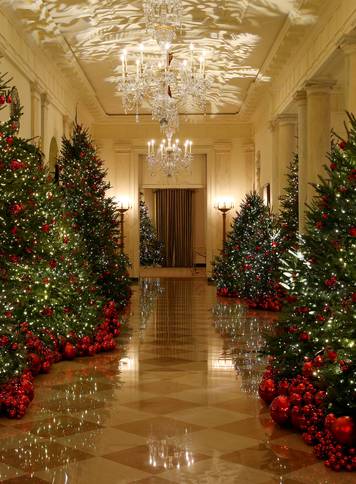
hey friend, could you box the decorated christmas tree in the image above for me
[213,192,283,311]
[140,196,165,266]
[58,123,131,307]
[0,73,121,418]
[259,116,356,471]
[279,154,299,251]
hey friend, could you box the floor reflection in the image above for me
[0,279,352,483]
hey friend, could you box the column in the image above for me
[269,119,279,211]
[213,142,232,254]
[243,142,255,193]
[276,114,297,212]
[340,35,356,114]
[113,143,139,278]
[30,81,41,142]
[305,80,334,205]
[41,92,50,155]
[295,90,307,233]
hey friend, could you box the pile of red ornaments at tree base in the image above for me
[0,300,125,419]
[217,287,239,298]
[217,284,284,312]
[259,370,356,471]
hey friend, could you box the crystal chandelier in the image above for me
[119,43,210,127]
[147,134,193,177]
[143,0,183,47]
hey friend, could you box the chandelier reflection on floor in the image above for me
[148,430,194,470]
[143,0,183,46]
[147,134,192,177]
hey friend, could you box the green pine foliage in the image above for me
[0,73,103,385]
[139,197,165,266]
[213,192,282,311]
[58,123,131,307]
[279,154,299,251]
[263,115,356,416]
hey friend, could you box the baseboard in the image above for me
[194,263,206,268]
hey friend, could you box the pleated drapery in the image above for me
[155,189,193,267]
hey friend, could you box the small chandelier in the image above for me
[143,0,183,47]
[118,43,210,124]
[147,135,193,177]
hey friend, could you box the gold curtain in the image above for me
[156,189,193,267]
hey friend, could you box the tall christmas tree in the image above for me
[0,73,120,418]
[58,123,131,307]
[279,154,299,251]
[260,116,356,471]
[140,196,165,266]
[213,192,283,311]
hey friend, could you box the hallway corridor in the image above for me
[0,280,350,483]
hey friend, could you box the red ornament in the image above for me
[258,378,278,404]
[349,227,356,237]
[41,361,51,373]
[302,361,313,377]
[314,355,324,367]
[331,416,355,446]
[324,275,337,288]
[338,140,346,150]
[6,136,14,145]
[330,162,337,170]
[314,390,326,406]
[63,342,77,360]
[278,380,290,395]
[0,95,5,104]
[28,353,42,375]
[327,350,337,362]
[10,203,24,215]
[10,159,25,170]
[299,331,309,342]
[41,224,51,233]
[270,396,290,426]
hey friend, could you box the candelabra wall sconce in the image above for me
[214,198,234,249]
[115,197,132,253]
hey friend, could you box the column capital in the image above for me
[268,119,277,132]
[41,92,51,108]
[339,33,356,55]
[242,142,255,154]
[30,81,41,97]
[270,114,297,130]
[294,89,307,105]
[276,113,297,127]
[305,78,335,95]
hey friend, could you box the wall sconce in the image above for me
[114,197,132,252]
[214,198,234,249]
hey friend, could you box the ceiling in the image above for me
[0,1,323,118]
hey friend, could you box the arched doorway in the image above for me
[48,137,59,183]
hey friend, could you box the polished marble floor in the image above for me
[0,279,352,484]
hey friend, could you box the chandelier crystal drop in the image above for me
[119,43,210,128]
[147,135,193,177]
[143,0,183,47]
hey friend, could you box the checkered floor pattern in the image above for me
[0,279,351,483]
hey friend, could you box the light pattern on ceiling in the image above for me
[1,0,319,116]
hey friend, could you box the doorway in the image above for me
[156,189,193,267]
